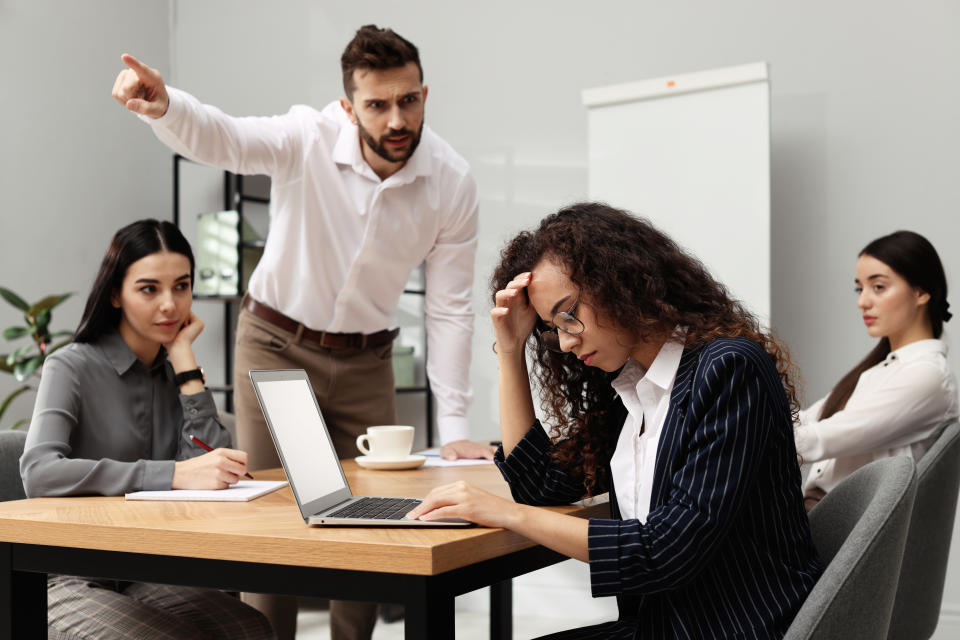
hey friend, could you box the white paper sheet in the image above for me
[418,448,495,467]
[124,480,288,502]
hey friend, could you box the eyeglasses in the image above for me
[534,295,585,353]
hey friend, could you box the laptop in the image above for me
[249,369,472,527]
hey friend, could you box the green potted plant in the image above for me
[0,287,73,430]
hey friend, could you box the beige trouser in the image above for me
[233,308,397,640]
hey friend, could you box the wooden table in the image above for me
[0,460,607,638]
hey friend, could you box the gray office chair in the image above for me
[0,429,27,502]
[784,456,917,640]
[887,421,960,640]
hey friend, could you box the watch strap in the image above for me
[174,368,205,386]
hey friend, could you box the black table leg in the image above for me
[490,579,512,640]
[0,543,47,638]
[405,578,455,639]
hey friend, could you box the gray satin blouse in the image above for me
[19,330,230,497]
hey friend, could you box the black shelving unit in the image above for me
[172,154,435,445]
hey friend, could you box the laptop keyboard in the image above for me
[327,497,423,521]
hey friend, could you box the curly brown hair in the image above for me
[491,203,800,495]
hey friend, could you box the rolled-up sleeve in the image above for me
[494,421,586,506]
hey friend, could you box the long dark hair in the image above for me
[491,203,799,494]
[818,230,951,420]
[74,220,195,344]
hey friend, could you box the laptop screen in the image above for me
[250,371,352,518]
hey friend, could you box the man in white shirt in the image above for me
[112,24,494,640]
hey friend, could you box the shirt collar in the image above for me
[888,338,947,363]
[330,104,434,185]
[98,330,139,375]
[331,113,368,175]
[644,337,686,391]
[611,329,687,394]
[97,329,168,378]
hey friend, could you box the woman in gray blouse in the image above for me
[20,220,274,639]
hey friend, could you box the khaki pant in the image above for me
[233,308,397,640]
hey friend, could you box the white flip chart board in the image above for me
[583,62,771,322]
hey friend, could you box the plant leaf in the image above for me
[2,326,29,341]
[0,287,30,312]
[0,357,13,373]
[8,418,28,430]
[13,355,42,382]
[27,293,73,316]
[0,385,32,426]
[34,308,51,331]
[6,343,34,365]
[49,330,74,339]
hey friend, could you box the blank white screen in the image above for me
[256,379,346,502]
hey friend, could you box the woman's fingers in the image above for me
[407,482,463,519]
[417,505,465,521]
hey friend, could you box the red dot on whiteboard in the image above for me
[667,80,676,87]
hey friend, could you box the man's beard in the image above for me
[357,118,424,164]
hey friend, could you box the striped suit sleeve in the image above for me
[494,421,587,505]
[588,344,777,596]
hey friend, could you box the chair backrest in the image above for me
[0,430,28,502]
[784,456,917,640]
[887,421,960,640]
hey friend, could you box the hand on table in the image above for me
[172,448,249,490]
[112,53,170,118]
[406,481,517,528]
[439,439,498,461]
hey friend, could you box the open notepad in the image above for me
[125,480,288,502]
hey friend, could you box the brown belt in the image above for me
[242,295,398,349]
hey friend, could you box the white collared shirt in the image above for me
[609,337,686,523]
[146,89,478,443]
[797,338,959,494]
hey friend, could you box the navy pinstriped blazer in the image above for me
[496,338,822,639]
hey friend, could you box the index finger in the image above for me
[507,272,532,289]
[407,484,456,518]
[121,53,155,81]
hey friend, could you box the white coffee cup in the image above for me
[355,425,415,460]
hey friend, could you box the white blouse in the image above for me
[796,338,959,494]
[610,338,685,523]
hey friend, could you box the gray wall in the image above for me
[0,0,171,426]
[3,0,959,632]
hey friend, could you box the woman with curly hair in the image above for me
[796,230,957,511]
[408,203,821,639]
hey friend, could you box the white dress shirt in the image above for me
[797,338,958,494]
[145,88,478,443]
[609,337,686,523]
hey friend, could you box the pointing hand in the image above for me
[111,53,169,119]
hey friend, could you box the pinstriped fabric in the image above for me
[496,338,822,639]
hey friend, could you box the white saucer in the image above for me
[355,454,426,470]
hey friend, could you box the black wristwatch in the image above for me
[174,367,205,387]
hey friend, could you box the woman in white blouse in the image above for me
[796,230,958,511]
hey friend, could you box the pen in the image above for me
[189,434,254,480]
